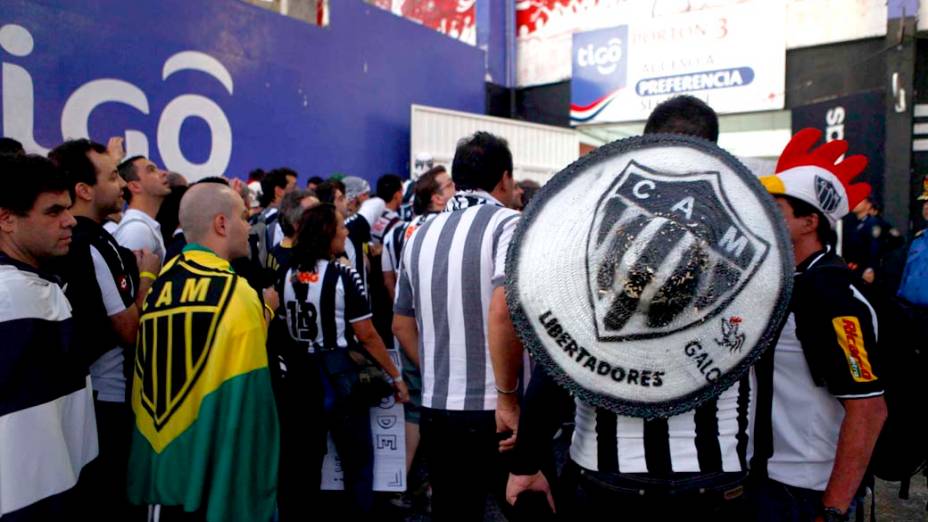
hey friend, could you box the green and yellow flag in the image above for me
[127,248,279,522]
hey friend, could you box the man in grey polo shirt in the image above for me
[393,131,521,520]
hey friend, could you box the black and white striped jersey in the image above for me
[370,209,401,246]
[394,191,520,411]
[381,213,434,275]
[281,260,372,353]
[571,375,754,474]
[344,213,371,291]
[510,366,754,477]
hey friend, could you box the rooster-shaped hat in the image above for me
[759,128,870,227]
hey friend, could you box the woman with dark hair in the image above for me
[280,203,408,516]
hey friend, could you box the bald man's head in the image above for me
[180,183,249,259]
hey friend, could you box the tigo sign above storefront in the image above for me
[571,26,629,122]
[570,0,784,124]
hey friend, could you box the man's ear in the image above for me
[213,213,227,237]
[0,208,19,233]
[74,182,94,203]
[127,179,143,195]
[803,212,820,234]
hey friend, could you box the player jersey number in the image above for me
[286,300,318,341]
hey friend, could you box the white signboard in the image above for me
[321,349,407,492]
[786,0,885,49]
[570,1,784,124]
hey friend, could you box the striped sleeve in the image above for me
[394,231,416,317]
[491,212,520,287]
[381,230,397,273]
[340,265,372,323]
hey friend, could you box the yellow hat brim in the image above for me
[759,175,785,195]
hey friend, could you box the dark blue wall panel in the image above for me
[0,0,485,183]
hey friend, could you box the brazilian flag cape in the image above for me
[127,246,279,521]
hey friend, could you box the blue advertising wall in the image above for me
[0,0,486,183]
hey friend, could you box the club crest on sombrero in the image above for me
[587,160,770,342]
[506,134,793,418]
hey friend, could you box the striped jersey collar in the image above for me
[446,190,504,211]
[181,244,233,273]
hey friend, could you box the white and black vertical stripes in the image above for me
[571,376,754,474]
[282,260,372,353]
[382,215,425,275]
[394,195,520,411]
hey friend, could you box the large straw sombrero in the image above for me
[506,134,793,418]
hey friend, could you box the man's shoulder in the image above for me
[798,254,853,292]
[460,204,519,230]
[491,206,520,223]
[0,265,68,322]
[114,218,157,241]
[145,259,240,313]
[269,243,290,258]
[72,217,103,240]
[346,213,372,237]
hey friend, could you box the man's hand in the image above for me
[263,287,280,312]
[393,380,410,403]
[496,393,519,452]
[106,137,126,163]
[134,249,161,276]
[506,472,555,512]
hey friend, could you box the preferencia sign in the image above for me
[570,0,784,125]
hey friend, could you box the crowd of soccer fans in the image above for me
[1,94,926,522]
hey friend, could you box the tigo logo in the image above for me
[577,38,623,76]
[571,26,628,122]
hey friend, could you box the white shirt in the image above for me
[87,246,129,402]
[358,197,385,228]
[113,208,166,263]
[766,314,847,491]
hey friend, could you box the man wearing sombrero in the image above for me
[751,129,888,522]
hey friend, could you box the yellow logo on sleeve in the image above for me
[832,316,877,383]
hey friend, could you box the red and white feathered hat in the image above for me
[760,128,870,228]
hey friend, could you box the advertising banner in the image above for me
[368,0,477,45]
[570,1,784,124]
[791,90,886,204]
[0,0,484,183]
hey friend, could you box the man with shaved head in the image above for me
[127,182,280,521]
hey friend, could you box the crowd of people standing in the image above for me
[0,93,926,522]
